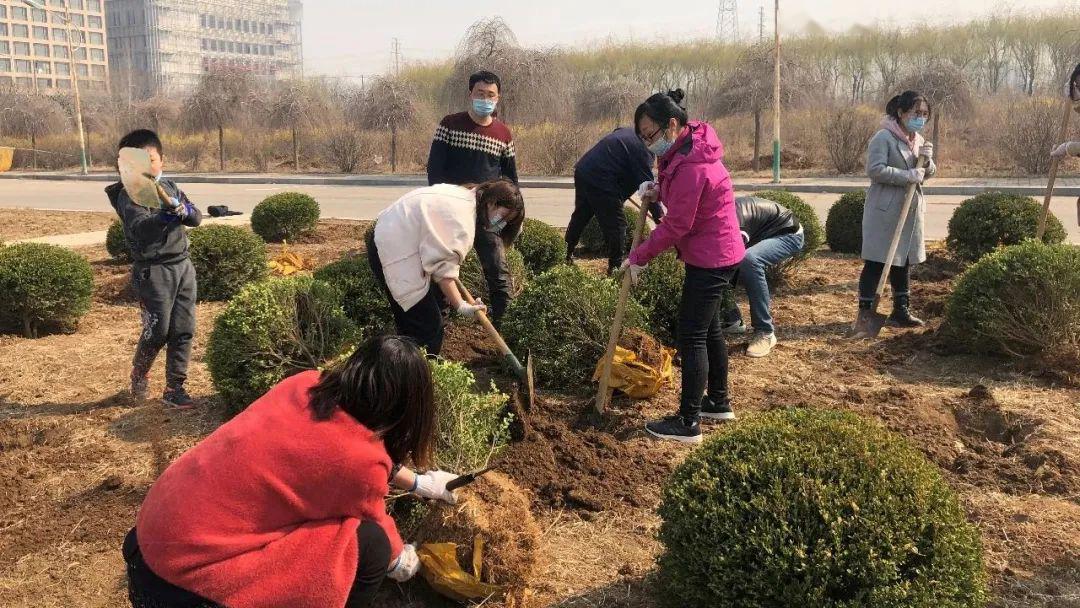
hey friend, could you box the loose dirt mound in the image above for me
[413,472,541,603]
[618,328,665,368]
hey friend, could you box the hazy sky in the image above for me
[303,0,1077,78]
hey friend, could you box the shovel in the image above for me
[594,196,650,414]
[852,155,927,339]
[118,147,166,209]
[454,279,535,411]
[1037,83,1078,239]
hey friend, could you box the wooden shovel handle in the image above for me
[455,279,520,369]
[871,155,927,306]
[1038,99,1074,240]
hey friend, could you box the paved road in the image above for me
[1,178,1078,243]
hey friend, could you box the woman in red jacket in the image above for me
[122,336,460,608]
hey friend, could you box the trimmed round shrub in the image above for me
[188,224,269,302]
[460,247,527,302]
[946,241,1080,360]
[313,254,394,338]
[946,192,1067,263]
[515,218,565,276]
[0,243,93,338]
[658,408,987,608]
[207,275,358,413]
[580,205,650,254]
[430,357,512,473]
[754,190,825,279]
[636,251,685,346]
[105,219,130,262]
[826,190,865,254]
[503,264,648,388]
[250,191,321,242]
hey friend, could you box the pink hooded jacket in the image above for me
[628,121,745,270]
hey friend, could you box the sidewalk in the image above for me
[2,171,1079,196]
[10,215,248,247]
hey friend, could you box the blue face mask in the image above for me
[472,98,497,117]
[648,135,673,156]
[905,116,927,133]
[488,216,508,233]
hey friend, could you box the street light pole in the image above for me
[23,0,88,175]
[771,0,781,184]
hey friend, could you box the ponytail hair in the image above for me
[885,90,931,121]
[634,89,689,135]
[1067,63,1080,101]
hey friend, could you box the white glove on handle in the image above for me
[918,143,933,161]
[387,544,420,583]
[618,259,646,286]
[637,181,659,204]
[1050,141,1080,159]
[906,168,926,185]
[413,470,458,505]
[456,298,486,319]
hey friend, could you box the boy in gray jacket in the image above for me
[106,129,203,409]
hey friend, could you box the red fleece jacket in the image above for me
[135,370,404,608]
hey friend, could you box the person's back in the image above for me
[574,127,654,200]
[734,196,799,247]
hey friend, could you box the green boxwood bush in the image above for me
[206,275,358,413]
[188,224,269,302]
[460,247,527,302]
[105,219,130,262]
[250,191,321,242]
[313,254,394,338]
[0,243,94,338]
[826,191,865,254]
[658,408,987,608]
[580,205,650,254]
[503,264,648,388]
[754,190,825,280]
[430,357,512,473]
[636,251,685,346]
[515,218,565,276]
[946,192,1066,263]
[945,241,1080,360]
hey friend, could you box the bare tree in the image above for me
[185,67,257,171]
[897,62,975,160]
[976,15,1011,94]
[1007,17,1043,95]
[133,95,181,132]
[358,76,418,173]
[1,89,69,169]
[575,76,648,126]
[269,79,327,172]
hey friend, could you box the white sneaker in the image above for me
[746,332,777,358]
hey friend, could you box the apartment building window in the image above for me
[0,5,6,18]
[88,15,102,29]
[228,41,235,52]
[14,42,31,55]
[56,62,69,75]
[72,14,84,27]
[76,63,88,76]
[0,42,9,55]
[0,24,7,36]
[31,9,47,23]
[71,0,85,9]
[34,61,51,74]
[33,43,49,56]
[12,6,28,20]
[89,32,103,44]
[75,47,86,60]
[56,79,70,88]
[15,60,32,73]
[88,0,102,13]
[39,77,53,87]
[54,45,69,58]
[226,19,232,30]
[0,59,10,72]
[91,64,104,77]
[201,38,207,50]
[216,16,223,28]
[268,24,273,35]
[91,48,104,61]
[33,26,49,39]
[51,28,66,40]
[13,24,29,38]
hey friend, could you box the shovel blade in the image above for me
[118,147,163,209]
[852,308,887,339]
[523,353,536,411]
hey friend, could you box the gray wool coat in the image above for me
[862,128,936,266]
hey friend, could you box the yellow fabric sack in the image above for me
[268,242,313,276]
[417,536,503,603]
[592,345,674,399]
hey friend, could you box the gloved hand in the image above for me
[740,230,750,247]
[413,470,458,505]
[387,544,420,583]
[456,299,487,320]
[637,181,659,204]
[165,197,187,218]
[1050,141,1080,158]
[618,259,646,286]
[906,168,926,184]
[918,143,933,161]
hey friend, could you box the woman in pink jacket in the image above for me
[623,89,746,443]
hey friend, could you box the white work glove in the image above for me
[387,544,420,583]
[637,181,659,204]
[740,230,751,246]
[918,143,933,161]
[412,470,459,505]
[1050,141,1080,159]
[906,168,926,184]
[456,299,486,320]
[165,197,187,218]
[618,259,646,286]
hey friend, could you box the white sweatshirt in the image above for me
[373,184,477,311]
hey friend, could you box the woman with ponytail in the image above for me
[622,89,745,443]
[860,90,936,327]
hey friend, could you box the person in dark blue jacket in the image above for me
[566,127,663,273]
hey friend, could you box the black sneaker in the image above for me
[700,397,736,421]
[162,386,196,410]
[645,415,702,444]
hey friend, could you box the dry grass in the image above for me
[0,209,115,243]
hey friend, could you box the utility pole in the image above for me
[715,0,739,43]
[758,5,765,41]
[391,38,401,77]
[771,0,781,184]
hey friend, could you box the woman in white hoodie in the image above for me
[366,178,525,355]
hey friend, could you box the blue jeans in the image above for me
[725,231,804,334]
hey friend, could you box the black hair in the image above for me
[634,89,689,136]
[307,335,436,468]
[1068,63,1080,101]
[473,178,525,247]
[118,129,163,155]
[885,91,931,122]
[469,70,501,93]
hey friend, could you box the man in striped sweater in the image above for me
[426,71,520,326]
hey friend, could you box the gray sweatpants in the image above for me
[131,259,197,389]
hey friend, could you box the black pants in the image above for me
[123,523,391,608]
[472,228,511,327]
[858,260,910,306]
[565,172,628,272]
[678,264,738,422]
[366,236,447,355]
[131,259,197,388]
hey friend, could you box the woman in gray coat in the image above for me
[860,90,936,327]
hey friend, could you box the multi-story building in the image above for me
[0,0,111,91]
[106,0,302,97]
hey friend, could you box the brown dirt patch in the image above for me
[0,208,115,242]
[268,219,373,269]
[618,328,665,368]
